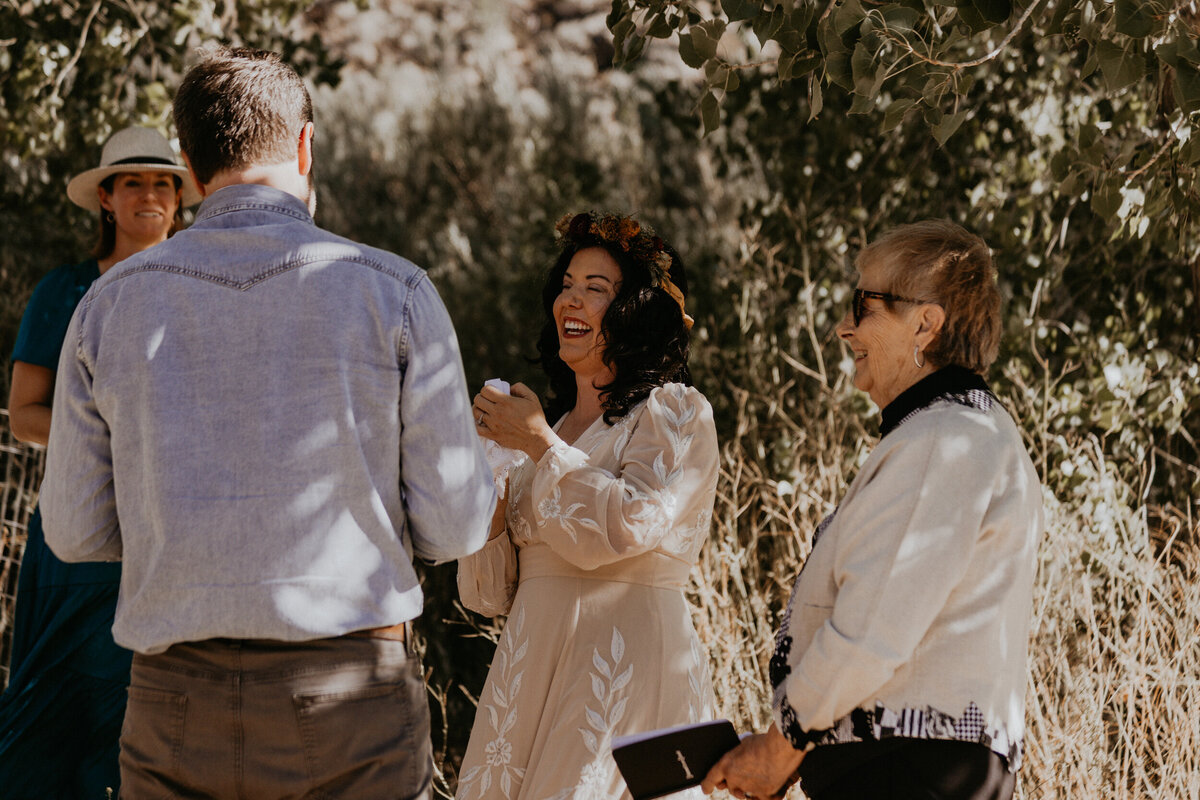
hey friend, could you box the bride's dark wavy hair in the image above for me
[537,231,692,425]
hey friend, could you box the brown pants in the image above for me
[119,634,431,800]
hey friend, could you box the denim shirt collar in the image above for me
[193,183,314,227]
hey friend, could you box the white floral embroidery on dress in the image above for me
[607,412,635,456]
[547,627,632,800]
[457,607,529,800]
[627,388,696,550]
[536,485,601,542]
[506,460,533,543]
[687,635,707,722]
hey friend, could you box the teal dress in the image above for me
[0,259,130,799]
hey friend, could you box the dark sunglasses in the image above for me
[851,288,923,326]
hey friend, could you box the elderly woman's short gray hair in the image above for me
[857,220,1002,373]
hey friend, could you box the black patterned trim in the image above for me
[769,514,835,691]
[879,365,993,437]
[770,511,839,751]
[809,701,1023,771]
[778,702,828,750]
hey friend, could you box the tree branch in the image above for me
[730,59,775,71]
[882,0,1045,70]
[1127,127,1181,180]
[50,0,103,100]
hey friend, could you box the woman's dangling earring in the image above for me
[913,344,925,368]
[106,212,115,224]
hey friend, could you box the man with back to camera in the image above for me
[39,46,495,799]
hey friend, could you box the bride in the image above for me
[457,211,719,799]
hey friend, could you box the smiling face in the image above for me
[835,259,939,409]
[553,247,622,384]
[98,170,181,251]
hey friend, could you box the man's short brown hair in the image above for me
[858,219,1002,374]
[174,47,313,186]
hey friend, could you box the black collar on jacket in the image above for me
[879,364,991,437]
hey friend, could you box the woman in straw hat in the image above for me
[0,126,199,799]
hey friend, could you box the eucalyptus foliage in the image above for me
[605,0,1199,506]
[1,0,342,160]
[0,0,345,394]
[608,1,1200,254]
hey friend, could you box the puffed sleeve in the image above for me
[771,412,1008,748]
[526,383,718,571]
[457,532,519,617]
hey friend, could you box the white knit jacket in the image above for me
[770,393,1043,770]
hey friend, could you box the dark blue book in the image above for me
[611,719,741,800]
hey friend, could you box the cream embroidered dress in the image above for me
[456,383,719,800]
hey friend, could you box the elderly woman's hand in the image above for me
[701,724,805,800]
[473,382,558,463]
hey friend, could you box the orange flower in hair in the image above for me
[597,216,620,242]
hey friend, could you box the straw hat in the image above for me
[67,126,202,211]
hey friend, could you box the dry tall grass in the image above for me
[1022,460,1200,799]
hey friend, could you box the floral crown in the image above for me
[554,211,693,329]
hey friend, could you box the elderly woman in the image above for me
[456,212,719,800]
[704,220,1043,800]
[0,126,199,799]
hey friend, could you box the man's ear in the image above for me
[181,153,207,198]
[297,121,315,177]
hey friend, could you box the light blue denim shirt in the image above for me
[41,184,495,654]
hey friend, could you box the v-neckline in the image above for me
[553,410,605,448]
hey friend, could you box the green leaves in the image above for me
[690,19,727,61]
[751,6,786,46]
[1114,0,1154,39]
[878,6,920,33]
[973,0,1013,24]
[882,97,916,132]
[832,0,867,37]
[705,60,741,93]
[931,107,969,145]
[604,0,1196,212]
[610,13,641,66]
[954,0,1011,33]
[778,52,820,81]
[721,0,762,23]
[646,13,673,39]
[1091,176,1123,221]
[1173,62,1200,115]
[678,33,706,69]
[1096,40,1145,93]
[700,91,721,135]
[1,0,332,163]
